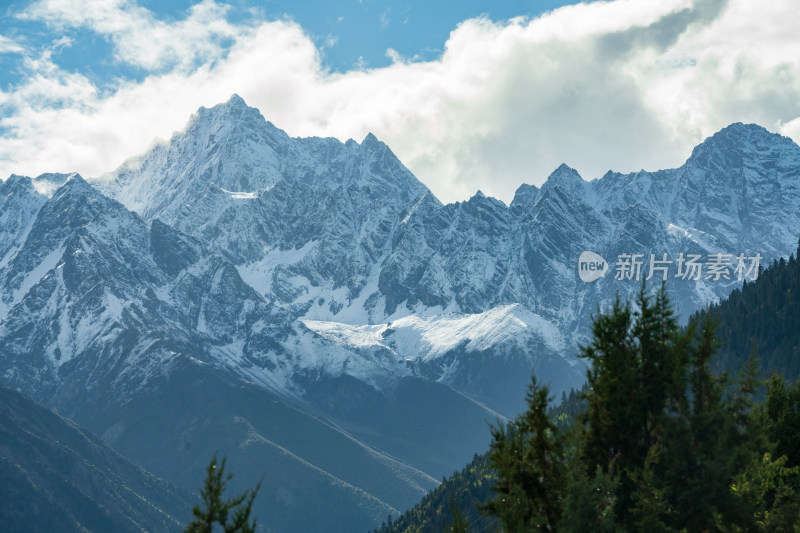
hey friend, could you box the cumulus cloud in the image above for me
[19,0,250,71]
[2,0,800,204]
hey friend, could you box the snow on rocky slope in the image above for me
[4,97,800,416]
[4,95,800,532]
[91,97,800,411]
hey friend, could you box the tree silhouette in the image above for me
[185,453,261,533]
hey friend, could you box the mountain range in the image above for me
[2,94,800,531]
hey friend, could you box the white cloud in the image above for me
[0,35,25,54]
[20,0,250,71]
[379,9,390,29]
[2,0,800,204]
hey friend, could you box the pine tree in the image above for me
[185,453,261,533]
[483,374,564,531]
[579,297,639,476]
[558,443,617,533]
[579,296,646,526]
[767,375,800,469]
[448,504,470,533]
[635,283,675,448]
[408,280,800,533]
[578,286,750,529]
[683,318,737,531]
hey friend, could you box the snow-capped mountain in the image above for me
[3,95,800,532]
[91,95,591,412]
[0,173,289,399]
[94,96,800,412]
[0,170,494,532]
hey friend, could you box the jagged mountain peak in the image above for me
[22,115,798,409]
[196,92,258,118]
[49,173,111,210]
[31,172,77,197]
[34,172,77,184]
[678,122,800,195]
[361,131,381,146]
[546,163,584,183]
[4,117,800,532]
[55,172,88,188]
[539,163,588,202]
[224,92,247,107]
[0,176,49,269]
[704,121,774,143]
[2,172,77,197]
[16,174,147,271]
[3,174,37,193]
[99,96,431,222]
[686,122,800,169]
[508,165,587,213]
[191,93,283,139]
[464,189,508,213]
[510,183,539,209]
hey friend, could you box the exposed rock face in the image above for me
[3,94,800,532]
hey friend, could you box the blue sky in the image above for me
[1,0,800,203]
[1,1,588,90]
[254,0,589,70]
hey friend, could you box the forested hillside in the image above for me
[380,280,800,532]
[700,241,800,380]
[0,386,191,532]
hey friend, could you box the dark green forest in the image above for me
[377,252,800,532]
[703,243,800,381]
